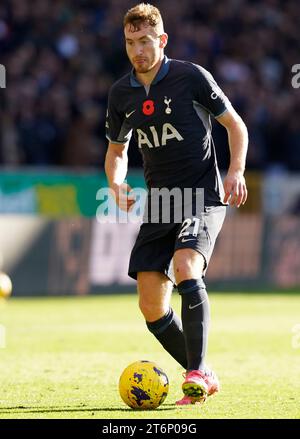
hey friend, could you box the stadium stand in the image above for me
[0,0,299,171]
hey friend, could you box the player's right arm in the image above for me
[105,83,135,212]
[105,142,135,212]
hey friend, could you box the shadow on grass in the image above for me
[0,404,176,414]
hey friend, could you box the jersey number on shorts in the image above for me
[178,217,201,238]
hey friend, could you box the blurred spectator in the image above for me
[0,0,299,170]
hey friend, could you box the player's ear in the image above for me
[159,33,168,49]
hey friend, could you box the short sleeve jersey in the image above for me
[106,56,231,205]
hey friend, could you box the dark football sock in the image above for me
[146,308,187,369]
[177,278,210,371]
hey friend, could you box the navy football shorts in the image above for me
[128,205,226,283]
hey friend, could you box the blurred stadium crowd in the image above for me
[0,0,299,170]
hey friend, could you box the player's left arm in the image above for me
[216,107,248,208]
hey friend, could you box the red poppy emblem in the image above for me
[142,100,155,116]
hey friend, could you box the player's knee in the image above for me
[174,259,193,278]
[138,296,168,322]
[137,272,172,321]
[173,249,205,284]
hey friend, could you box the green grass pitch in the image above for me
[0,293,299,419]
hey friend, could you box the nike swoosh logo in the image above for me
[125,110,136,118]
[181,237,197,243]
[189,299,206,310]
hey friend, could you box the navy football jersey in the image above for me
[106,56,231,205]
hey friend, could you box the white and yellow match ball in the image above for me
[0,272,12,299]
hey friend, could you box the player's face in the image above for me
[124,24,164,74]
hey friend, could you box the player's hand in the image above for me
[223,170,248,208]
[112,183,136,212]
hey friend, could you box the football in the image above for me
[119,360,169,409]
[0,272,12,299]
